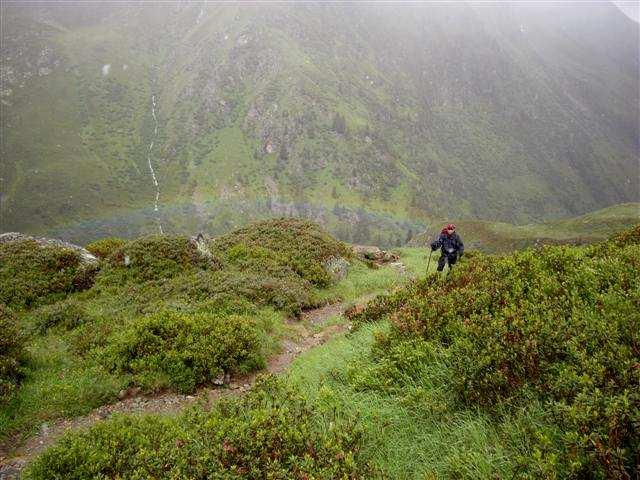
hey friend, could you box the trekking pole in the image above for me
[426,250,433,275]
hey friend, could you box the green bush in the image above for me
[353,226,640,477]
[99,235,221,284]
[0,240,95,308]
[99,311,265,393]
[212,218,353,287]
[163,267,315,316]
[85,237,126,259]
[24,377,373,479]
[33,299,90,334]
[0,304,27,404]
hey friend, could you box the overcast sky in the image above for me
[613,0,639,22]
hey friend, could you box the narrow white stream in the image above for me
[196,1,206,24]
[147,94,163,234]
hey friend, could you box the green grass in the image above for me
[286,322,550,479]
[0,219,359,447]
[415,203,640,253]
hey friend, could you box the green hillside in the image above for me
[2,221,637,478]
[410,202,640,252]
[1,2,638,245]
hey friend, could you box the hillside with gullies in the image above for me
[1,1,638,245]
[0,220,638,478]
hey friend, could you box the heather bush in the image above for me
[33,299,90,333]
[85,237,126,259]
[99,235,221,284]
[24,376,373,480]
[212,218,353,287]
[0,304,27,404]
[99,311,265,393]
[352,226,640,477]
[163,268,315,316]
[0,240,94,308]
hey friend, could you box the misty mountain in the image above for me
[1,1,638,245]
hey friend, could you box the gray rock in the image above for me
[0,232,98,265]
[213,372,225,386]
[190,232,214,259]
[323,256,350,282]
[353,244,399,264]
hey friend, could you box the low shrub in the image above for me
[85,237,126,259]
[99,235,221,284]
[0,304,27,404]
[99,311,264,393]
[24,376,373,479]
[212,218,353,287]
[164,267,315,316]
[33,299,90,334]
[353,226,640,477]
[0,240,93,308]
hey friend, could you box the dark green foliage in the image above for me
[0,240,95,309]
[84,237,126,259]
[24,376,372,479]
[164,269,314,316]
[33,299,90,334]
[100,235,221,283]
[0,304,27,404]
[211,218,352,288]
[353,226,640,477]
[99,311,264,393]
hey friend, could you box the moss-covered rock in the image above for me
[0,239,97,309]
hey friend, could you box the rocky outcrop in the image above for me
[352,245,399,265]
[190,232,214,259]
[0,232,98,264]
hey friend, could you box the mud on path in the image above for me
[0,301,355,479]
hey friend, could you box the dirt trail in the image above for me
[0,301,354,479]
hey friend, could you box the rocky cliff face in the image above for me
[1,1,638,246]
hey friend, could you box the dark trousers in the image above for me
[437,253,457,271]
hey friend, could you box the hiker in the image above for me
[431,223,464,272]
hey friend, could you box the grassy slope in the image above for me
[2,3,638,245]
[411,202,640,253]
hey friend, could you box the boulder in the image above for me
[0,232,98,265]
[190,232,214,259]
[352,245,400,265]
[323,256,350,282]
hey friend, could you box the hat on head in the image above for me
[441,223,456,234]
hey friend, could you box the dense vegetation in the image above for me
[349,226,640,477]
[0,219,351,444]
[3,220,639,478]
[2,3,638,245]
[0,304,27,405]
[84,237,126,259]
[24,377,373,480]
[0,240,97,309]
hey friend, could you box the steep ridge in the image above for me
[1,2,638,244]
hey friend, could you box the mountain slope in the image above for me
[1,1,638,245]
